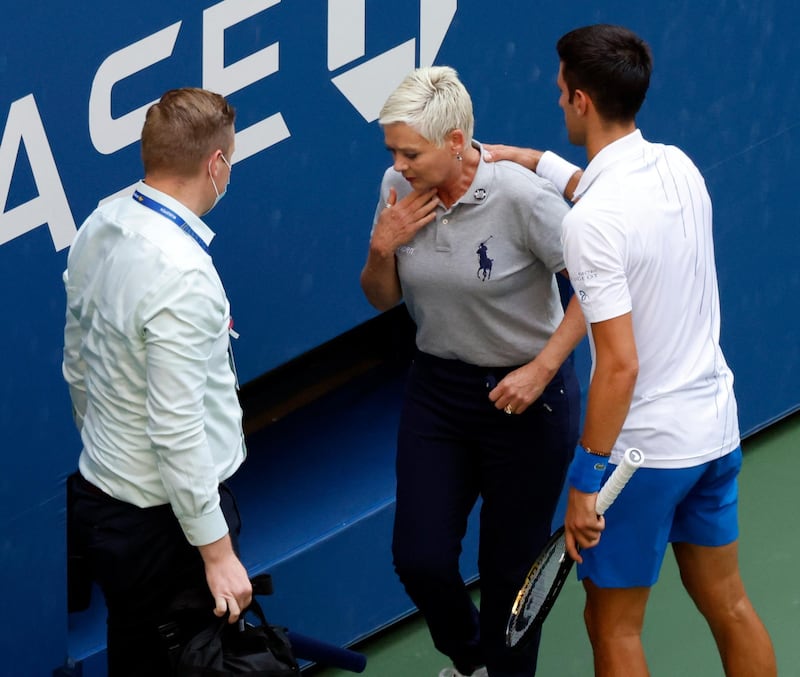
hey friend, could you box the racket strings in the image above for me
[507,449,645,649]
[508,537,568,643]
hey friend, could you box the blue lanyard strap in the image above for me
[133,190,209,253]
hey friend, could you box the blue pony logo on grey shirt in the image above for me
[477,237,493,280]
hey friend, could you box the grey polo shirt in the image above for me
[374,144,570,367]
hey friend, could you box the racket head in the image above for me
[505,526,575,648]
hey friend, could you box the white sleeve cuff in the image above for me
[536,151,581,197]
[181,504,230,547]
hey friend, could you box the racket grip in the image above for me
[595,447,645,516]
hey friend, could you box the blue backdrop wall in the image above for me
[1,1,798,674]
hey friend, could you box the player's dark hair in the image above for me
[557,24,652,122]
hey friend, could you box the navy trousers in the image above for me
[68,473,242,677]
[392,352,579,677]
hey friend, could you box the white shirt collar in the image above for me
[135,180,216,247]
[573,129,644,201]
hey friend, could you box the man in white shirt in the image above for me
[486,24,775,677]
[63,87,251,676]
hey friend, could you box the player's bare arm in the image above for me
[483,144,583,202]
[565,312,638,560]
[490,292,585,414]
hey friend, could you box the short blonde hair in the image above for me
[379,66,474,147]
[141,88,235,177]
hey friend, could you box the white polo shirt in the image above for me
[63,181,245,546]
[563,130,740,469]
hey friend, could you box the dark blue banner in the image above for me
[1,2,798,673]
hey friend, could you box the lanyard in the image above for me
[132,190,209,253]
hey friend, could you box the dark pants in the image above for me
[392,352,579,677]
[68,473,242,677]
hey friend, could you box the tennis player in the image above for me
[486,24,776,677]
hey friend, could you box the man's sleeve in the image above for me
[562,206,632,324]
[143,268,229,546]
[62,268,88,431]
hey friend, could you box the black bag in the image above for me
[176,596,299,676]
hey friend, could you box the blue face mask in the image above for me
[207,152,232,213]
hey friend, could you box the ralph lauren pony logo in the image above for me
[476,236,493,280]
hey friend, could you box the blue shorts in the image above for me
[577,447,742,588]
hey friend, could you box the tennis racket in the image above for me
[505,447,645,649]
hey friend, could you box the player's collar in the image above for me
[573,129,644,201]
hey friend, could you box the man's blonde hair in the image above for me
[141,88,236,177]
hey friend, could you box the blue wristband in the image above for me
[567,446,609,493]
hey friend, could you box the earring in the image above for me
[456,153,463,161]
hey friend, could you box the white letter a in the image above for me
[0,95,76,251]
